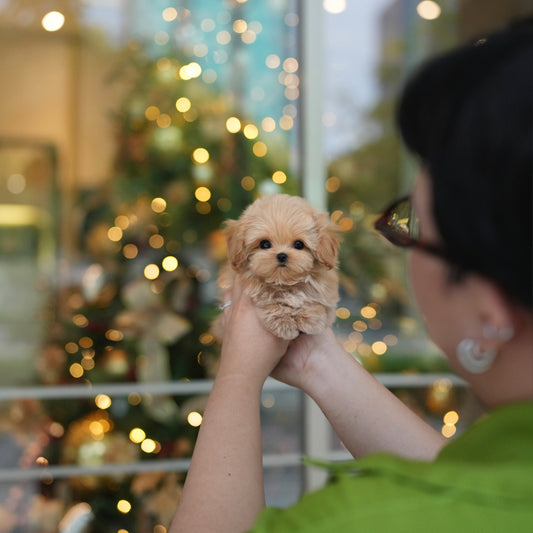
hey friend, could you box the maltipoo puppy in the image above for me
[213,194,340,340]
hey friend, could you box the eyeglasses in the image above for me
[374,196,449,260]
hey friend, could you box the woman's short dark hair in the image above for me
[397,19,533,310]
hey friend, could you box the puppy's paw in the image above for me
[261,313,300,340]
[295,304,330,335]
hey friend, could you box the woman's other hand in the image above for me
[218,278,289,387]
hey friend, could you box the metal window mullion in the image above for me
[0,453,306,483]
[299,0,331,492]
[0,374,465,402]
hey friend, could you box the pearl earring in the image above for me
[456,339,497,374]
[456,326,514,375]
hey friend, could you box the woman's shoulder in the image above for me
[249,401,533,533]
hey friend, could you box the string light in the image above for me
[243,124,259,139]
[65,342,78,354]
[141,439,157,453]
[117,500,132,514]
[216,31,231,45]
[265,54,281,69]
[361,306,377,319]
[179,62,202,80]
[193,43,209,57]
[129,428,146,443]
[336,307,350,319]
[105,329,124,342]
[241,176,255,191]
[69,363,83,378]
[233,19,247,33]
[156,57,171,70]
[242,30,257,44]
[262,394,275,408]
[144,264,160,280]
[151,197,167,213]
[253,142,267,157]
[128,393,142,406]
[372,341,387,355]
[95,394,112,410]
[226,117,241,133]
[272,171,286,184]
[261,117,276,132]
[42,11,65,32]
[149,235,164,249]
[115,215,130,229]
[282,58,299,73]
[123,243,138,258]
[353,320,368,332]
[358,343,372,357]
[338,217,354,232]
[162,256,178,271]
[279,115,294,130]
[201,18,216,32]
[195,186,211,202]
[156,114,171,128]
[187,411,203,427]
[326,176,341,193]
[175,97,192,112]
[323,0,347,14]
[196,202,211,214]
[417,0,441,20]
[384,334,398,346]
[73,314,89,327]
[162,7,178,21]
[79,337,93,349]
[154,31,170,45]
[145,106,160,120]
[192,148,210,163]
[107,226,123,242]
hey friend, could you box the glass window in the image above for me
[1,0,529,530]
[1,1,301,529]
[321,0,524,453]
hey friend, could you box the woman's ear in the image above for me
[314,212,341,270]
[225,219,247,271]
[465,276,517,350]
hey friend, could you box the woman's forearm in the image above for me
[170,282,288,532]
[169,374,265,533]
[302,331,446,461]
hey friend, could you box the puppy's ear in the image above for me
[314,212,341,270]
[225,219,247,271]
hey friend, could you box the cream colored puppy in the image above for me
[213,194,340,340]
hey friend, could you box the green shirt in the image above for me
[250,402,533,532]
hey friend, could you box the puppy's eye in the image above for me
[259,240,272,249]
[293,240,305,250]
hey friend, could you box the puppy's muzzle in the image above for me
[276,252,288,266]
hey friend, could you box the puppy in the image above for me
[213,194,340,341]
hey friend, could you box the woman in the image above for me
[170,21,533,533]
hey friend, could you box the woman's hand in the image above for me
[170,279,289,533]
[273,327,447,461]
[270,328,336,392]
[218,279,289,387]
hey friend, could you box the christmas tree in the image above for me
[31,41,297,531]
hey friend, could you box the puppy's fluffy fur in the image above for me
[213,194,340,340]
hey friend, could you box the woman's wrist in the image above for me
[297,329,358,398]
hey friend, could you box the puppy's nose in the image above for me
[276,252,288,265]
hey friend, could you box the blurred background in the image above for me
[0,0,531,531]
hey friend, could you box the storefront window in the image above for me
[1,1,301,529]
[1,0,529,530]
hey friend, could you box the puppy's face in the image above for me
[225,195,339,285]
